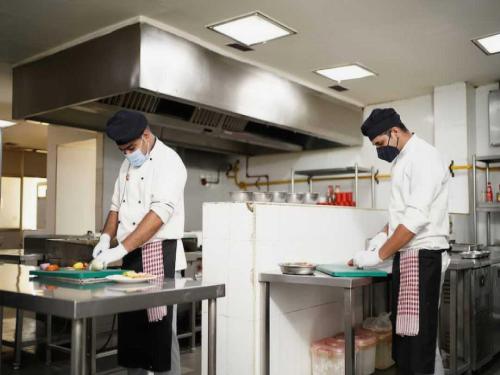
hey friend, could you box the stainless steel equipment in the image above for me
[279,262,316,275]
[491,262,500,355]
[450,243,483,253]
[229,191,253,202]
[270,191,287,203]
[286,192,304,204]
[460,250,490,259]
[252,192,273,203]
[488,90,500,146]
[303,192,319,204]
[13,23,362,156]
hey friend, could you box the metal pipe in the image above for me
[13,309,24,370]
[71,319,83,375]
[370,166,375,208]
[354,163,359,207]
[450,270,458,374]
[208,298,217,375]
[81,319,87,375]
[344,288,355,375]
[472,155,477,243]
[290,169,295,193]
[46,315,52,365]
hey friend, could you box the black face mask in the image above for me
[377,133,400,163]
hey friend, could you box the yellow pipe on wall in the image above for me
[230,163,482,190]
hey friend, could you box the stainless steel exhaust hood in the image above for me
[13,22,362,155]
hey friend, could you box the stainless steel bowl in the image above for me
[230,191,252,202]
[317,194,329,204]
[270,191,288,203]
[303,192,320,204]
[252,192,273,202]
[460,250,490,259]
[279,262,316,275]
[286,192,304,204]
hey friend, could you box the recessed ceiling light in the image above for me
[473,32,500,55]
[208,12,295,46]
[315,64,376,82]
[0,120,16,128]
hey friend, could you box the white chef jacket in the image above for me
[388,134,450,250]
[110,138,187,270]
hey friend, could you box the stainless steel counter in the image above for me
[259,270,386,375]
[0,264,225,375]
[448,249,500,270]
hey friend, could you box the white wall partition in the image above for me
[201,202,387,375]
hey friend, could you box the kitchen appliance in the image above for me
[13,22,362,156]
[279,262,316,275]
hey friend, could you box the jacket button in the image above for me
[122,200,125,203]
[118,220,121,224]
[150,158,152,161]
[132,222,136,225]
[141,177,144,180]
[138,200,141,204]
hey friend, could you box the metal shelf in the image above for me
[476,203,500,212]
[475,155,500,163]
[294,166,372,177]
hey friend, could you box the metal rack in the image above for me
[472,154,500,244]
[291,164,376,208]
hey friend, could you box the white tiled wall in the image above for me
[202,202,387,375]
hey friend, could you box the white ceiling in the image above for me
[2,122,48,150]
[1,0,500,105]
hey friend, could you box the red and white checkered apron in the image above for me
[142,241,167,322]
[396,249,420,336]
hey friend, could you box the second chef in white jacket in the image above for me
[351,108,450,375]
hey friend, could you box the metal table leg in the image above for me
[191,302,197,351]
[71,318,84,375]
[13,308,23,370]
[450,270,458,374]
[464,270,472,375]
[90,318,96,375]
[207,298,217,375]
[81,319,87,375]
[262,282,270,375]
[344,288,355,375]
[46,314,52,365]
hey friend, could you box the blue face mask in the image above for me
[376,133,400,163]
[126,137,149,168]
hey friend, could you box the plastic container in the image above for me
[362,313,395,370]
[333,331,376,375]
[311,338,345,375]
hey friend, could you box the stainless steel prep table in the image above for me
[259,271,385,375]
[0,264,225,375]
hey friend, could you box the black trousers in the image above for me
[117,240,177,372]
[391,250,443,375]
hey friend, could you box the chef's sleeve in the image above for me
[401,157,445,234]
[150,155,187,224]
[110,178,121,212]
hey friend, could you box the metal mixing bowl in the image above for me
[279,262,316,275]
[286,192,305,204]
[230,191,252,202]
[252,192,273,202]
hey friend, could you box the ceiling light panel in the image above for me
[208,12,295,46]
[473,33,500,55]
[315,64,376,82]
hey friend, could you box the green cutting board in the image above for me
[30,269,125,279]
[317,264,387,277]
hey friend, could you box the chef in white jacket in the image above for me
[351,108,450,375]
[93,109,187,375]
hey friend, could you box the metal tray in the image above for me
[460,250,490,259]
[279,262,316,275]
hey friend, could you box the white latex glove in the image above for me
[94,243,128,267]
[92,233,111,258]
[353,248,383,268]
[366,232,388,252]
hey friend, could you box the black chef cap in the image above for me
[361,108,403,141]
[106,110,148,145]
